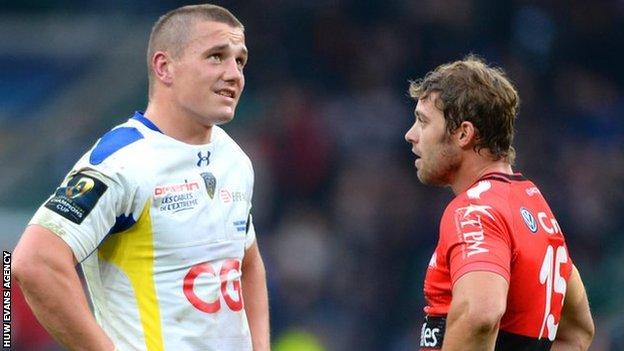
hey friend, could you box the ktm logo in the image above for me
[65,177,95,198]
[460,204,495,220]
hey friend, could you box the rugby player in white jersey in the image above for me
[12,4,269,351]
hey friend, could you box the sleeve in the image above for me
[244,155,256,250]
[29,165,136,263]
[245,213,257,249]
[440,199,512,286]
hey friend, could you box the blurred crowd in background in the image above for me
[1,1,623,350]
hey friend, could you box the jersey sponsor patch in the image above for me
[525,186,541,197]
[233,220,247,232]
[454,204,494,257]
[420,316,445,350]
[153,181,201,213]
[220,189,248,204]
[520,207,538,233]
[44,173,108,224]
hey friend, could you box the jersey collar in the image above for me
[132,111,163,134]
[477,172,527,184]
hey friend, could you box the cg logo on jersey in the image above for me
[520,207,538,233]
[183,259,243,314]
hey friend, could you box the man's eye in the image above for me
[209,54,222,62]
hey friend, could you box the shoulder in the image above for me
[89,123,144,165]
[85,118,157,168]
[441,180,511,229]
[454,180,511,210]
[438,181,515,258]
[68,118,158,191]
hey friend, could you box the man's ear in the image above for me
[455,121,476,148]
[152,51,174,86]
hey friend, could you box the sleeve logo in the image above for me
[520,207,538,233]
[467,180,491,199]
[44,173,108,224]
[454,204,494,257]
[65,177,95,198]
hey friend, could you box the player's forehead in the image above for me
[186,20,246,52]
[415,92,441,118]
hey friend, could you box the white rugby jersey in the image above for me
[30,112,256,351]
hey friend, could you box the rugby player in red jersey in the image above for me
[405,56,594,351]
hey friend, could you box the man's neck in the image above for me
[449,154,513,195]
[144,99,213,145]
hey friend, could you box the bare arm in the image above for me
[551,266,594,351]
[442,271,509,351]
[241,241,270,351]
[12,225,115,351]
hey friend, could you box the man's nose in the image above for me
[405,124,419,144]
[223,58,243,82]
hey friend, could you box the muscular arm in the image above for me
[241,241,270,351]
[442,271,509,351]
[12,225,115,351]
[551,266,594,351]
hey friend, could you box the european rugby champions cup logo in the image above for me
[65,177,95,198]
[44,173,108,224]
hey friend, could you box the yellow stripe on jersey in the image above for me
[99,203,164,351]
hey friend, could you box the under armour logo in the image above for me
[196,151,211,167]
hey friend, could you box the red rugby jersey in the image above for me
[420,172,573,350]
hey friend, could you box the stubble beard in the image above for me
[417,140,461,187]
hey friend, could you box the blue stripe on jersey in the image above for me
[108,213,137,235]
[132,111,162,133]
[89,127,143,165]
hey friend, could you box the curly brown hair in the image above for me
[409,55,520,164]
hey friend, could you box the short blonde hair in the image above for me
[146,4,244,97]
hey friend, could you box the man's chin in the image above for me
[213,115,235,125]
[416,171,431,185]
[417,171,447,187]
[212,110,236,125]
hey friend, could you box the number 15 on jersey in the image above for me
[539,245,568,341]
